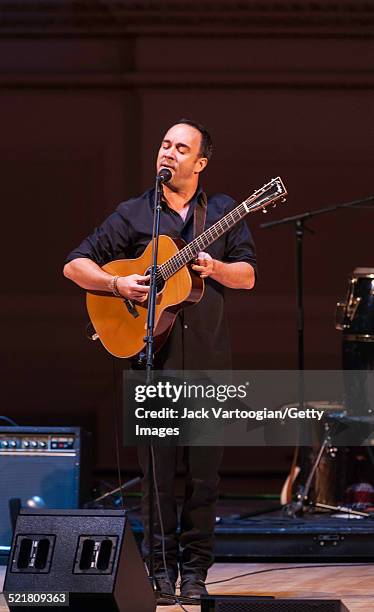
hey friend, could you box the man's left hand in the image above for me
[191,252,215,279]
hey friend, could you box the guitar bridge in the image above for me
[124,298,139,318]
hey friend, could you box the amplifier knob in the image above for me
[31,441,38,448]
[23,441,30,448]
[39,441,47,448]
[10,441,17,448]
[2,441,9,448]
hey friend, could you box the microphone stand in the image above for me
[143,171,167,590]
[261,193,374,515]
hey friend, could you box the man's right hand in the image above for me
[117,274,150,302]
[63,258,151,301]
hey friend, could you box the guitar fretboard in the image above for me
[157,201,250,281]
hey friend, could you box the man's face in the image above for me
[156,123,207,189]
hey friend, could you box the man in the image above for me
[64,119,257,603]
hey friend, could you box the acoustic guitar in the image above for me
[87,177,287,358]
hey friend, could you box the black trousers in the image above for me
[137,446,223,580]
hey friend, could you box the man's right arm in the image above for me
[63,258,113,291]
[63,258,149,301]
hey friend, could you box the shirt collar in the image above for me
[150,184,205,210]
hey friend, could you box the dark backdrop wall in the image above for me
[1,1,373,474]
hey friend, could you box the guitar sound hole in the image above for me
[144,267,165,294]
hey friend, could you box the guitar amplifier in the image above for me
[0,427,91,557]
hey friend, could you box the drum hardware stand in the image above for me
[283,432,333,516]
[284,417,373,517]
[261,193,374,516]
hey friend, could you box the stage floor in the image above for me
[1,562,374,611]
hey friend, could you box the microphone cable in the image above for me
[111,356,125,509]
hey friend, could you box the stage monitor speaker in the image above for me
[4,508,156,612]
[201,595,348,611]
[0,426,91,555]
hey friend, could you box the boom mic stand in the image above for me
[261,193,374,515]
[143,167,172,590]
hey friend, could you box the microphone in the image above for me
[156,167,172,183]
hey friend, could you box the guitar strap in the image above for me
[193,191,208,239]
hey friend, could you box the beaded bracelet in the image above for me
[110,275,122,297]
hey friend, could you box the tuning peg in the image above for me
[272,203,277,208]
[262,207,268,214]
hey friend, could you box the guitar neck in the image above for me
[159,199,250,280]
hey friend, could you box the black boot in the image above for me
[155,569,177,606]
[180,569,208,604]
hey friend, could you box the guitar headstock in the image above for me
[244,177,287,214]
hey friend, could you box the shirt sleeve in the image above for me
[222,198,258,277]
[64,203,131,266]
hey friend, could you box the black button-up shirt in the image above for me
[66,187,257,369]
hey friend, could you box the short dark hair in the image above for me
[175,118,213,161]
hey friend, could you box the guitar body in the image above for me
[86,235,204,358]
